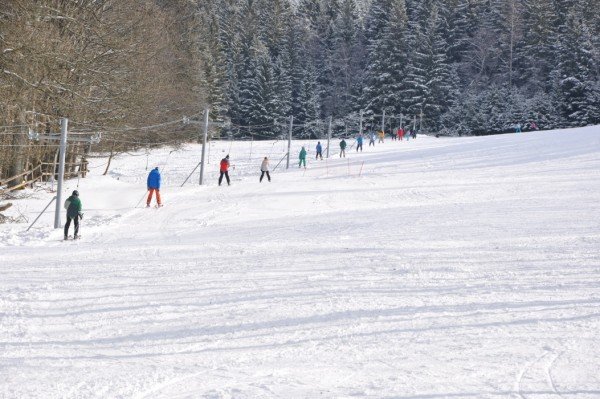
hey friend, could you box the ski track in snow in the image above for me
[1,127,600,398]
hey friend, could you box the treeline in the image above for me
[199,0,600,137]
[0,0,202,184]
[2,0,599,187]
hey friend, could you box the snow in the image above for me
[1,126,600,398]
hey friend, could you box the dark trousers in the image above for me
[340,149,346,158]
[316,151,322,160]
[64,215,79,237]
[219,171,230,185]
[357,143,363,152]
[260,171,271,182]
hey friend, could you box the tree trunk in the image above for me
[7,111,27,188]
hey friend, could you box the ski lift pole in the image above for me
[199,108,209,185]
[326,116,332,158]
[359,109,363,135]
[286,116,293,169]
[54,118,68,229]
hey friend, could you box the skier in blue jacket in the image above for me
[316,142,323,160]
[356,134,364,152]
[146,167,162,207]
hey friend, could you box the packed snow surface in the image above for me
[1,127,600,398]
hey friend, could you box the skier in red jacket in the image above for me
[219,155,231,186]
[397,127,404,141]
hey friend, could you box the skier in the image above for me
[339,138,347,158]
[390,129,397,141]
[405,129,410,141]
[369,132,376,146]
[356,134,364,152]
[397,127,404,141]
[64,190,82,240]
[412,129,417,139]
[378,130,385,143]
[260,157,271,182]
[515,123,522,133]
[219,155,231,186]
[299,146,307,169]
[316,142,323,160]
[146,166,162,207]
[530,121,538,131]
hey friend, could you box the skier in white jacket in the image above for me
[260,157,271,182]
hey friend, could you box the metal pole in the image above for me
[28,196,56,232]
[249,135,253,160]
[54,118,68,229]
[326,116,332,158]
[381,109,386,133]
[359,110,363,137]
[199,108,209,185]
[419,109,423,132]
[400,114,404,130]
[413,115,417,131]
[286,116,293,169]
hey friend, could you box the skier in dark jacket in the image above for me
[146,167,162,207]
[339,139,347,158]
[316,142,323,160]
[64,190,82,240]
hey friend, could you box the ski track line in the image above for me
[132,370,209,399]
[515,350,549,399]
[546,351,565,398]
[515,349,566,399]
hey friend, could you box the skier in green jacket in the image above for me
[299,146,307,169]
[64,190,82,240]
[340,139,347,158]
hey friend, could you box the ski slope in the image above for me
[1,127,600,398]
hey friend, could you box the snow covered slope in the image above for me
[1,127,600,398]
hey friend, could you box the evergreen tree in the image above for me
[553,10,599,126]
[362,0,409,122]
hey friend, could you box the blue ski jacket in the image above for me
[316,143,322,152]
[147,168,161,189]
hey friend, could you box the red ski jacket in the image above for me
[220,158,230,172]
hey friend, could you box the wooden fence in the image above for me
[0,159,88,195]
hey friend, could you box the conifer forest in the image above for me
[1,0,599,157]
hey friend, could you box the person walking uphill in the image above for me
[316,142,323,160]
[147,167,162,207]
[340,139,347,158]
[260,157,271,182]
[356,134,364,152]
[64,190,82,240]
[299,146,307,169]
[219,155,231,186]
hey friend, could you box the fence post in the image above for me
[286,116,293,170]
[381,109,386,133]
[54,118,68,229]
[199,108,209,185]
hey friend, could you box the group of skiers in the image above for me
[515,122,539,133]
[63,128,415,239]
